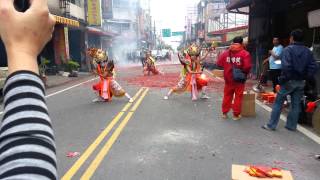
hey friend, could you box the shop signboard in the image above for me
[88,0,102,25]
[198,30,205,39]
[64,27,70,60]
[102,0,113,19]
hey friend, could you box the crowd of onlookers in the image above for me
[217,30,318,132]
[217,31,319,160]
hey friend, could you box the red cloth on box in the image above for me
[306,102,317,113]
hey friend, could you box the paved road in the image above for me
[1,62,319,180]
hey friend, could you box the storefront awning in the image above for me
[87,27,119,37]
[226,0,252,11]
[53,15,80,27]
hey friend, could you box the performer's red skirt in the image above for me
[93,83,101,91]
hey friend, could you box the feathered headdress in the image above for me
[187,45,200,56]
[87,48,108,63]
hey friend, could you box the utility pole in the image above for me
[153,20,156,49]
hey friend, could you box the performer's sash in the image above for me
[97,64,112,101]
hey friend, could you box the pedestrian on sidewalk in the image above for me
[262,29,318,131]
[0,0,57,179]
[263,37,284,92]
[217,36,252,120]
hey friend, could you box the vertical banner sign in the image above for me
[102,0,113,19]
[198,30,204,39]
[64,27,70,60]
[88,0,102,25]
[54,26,69,65]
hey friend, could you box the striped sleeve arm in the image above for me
[0,71,57,180]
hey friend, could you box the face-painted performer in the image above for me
[164,45,211,100]
[88,48,133,103]
[143,51,162,75]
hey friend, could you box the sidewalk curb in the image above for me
[45,75,92,89]
[205,69,320,145]
[256,100,320,144]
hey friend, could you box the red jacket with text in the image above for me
[217,43,252,84]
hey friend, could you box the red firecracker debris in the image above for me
[244,165,283,178]
[122,72,255,93]
[66,152,80,158]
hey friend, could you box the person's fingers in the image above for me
[49,14,56,27]
[0,0,15,18]
[49,14,56,36]
[45,15,55,42]
[0,0,15,10]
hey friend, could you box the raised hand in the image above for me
[0,0,55,74]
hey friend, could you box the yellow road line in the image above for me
[121,88,144,112]
[61,88,144,180]
[80,88,149,180]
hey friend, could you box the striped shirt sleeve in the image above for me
[0,71,57,180]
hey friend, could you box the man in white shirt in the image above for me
[264,37,283,92]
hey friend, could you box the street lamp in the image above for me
[199,0,207,44]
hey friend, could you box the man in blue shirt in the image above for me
[262,29,318,131]
[266,37,283,92]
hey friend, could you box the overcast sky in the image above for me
[146,0,200,48]
[150,0,200,32]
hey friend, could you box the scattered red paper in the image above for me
[244,165,283,178]
[122,71,255,93]
[66,152,80,158]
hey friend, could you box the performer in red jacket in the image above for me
[217,36,252,120]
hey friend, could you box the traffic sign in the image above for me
[162,29,171,37]
[172,31,185,36]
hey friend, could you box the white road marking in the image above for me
[0,77,98,115]
[256,99,320,144]
[45,78,97,98]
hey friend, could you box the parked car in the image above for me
[151,50,168,61]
